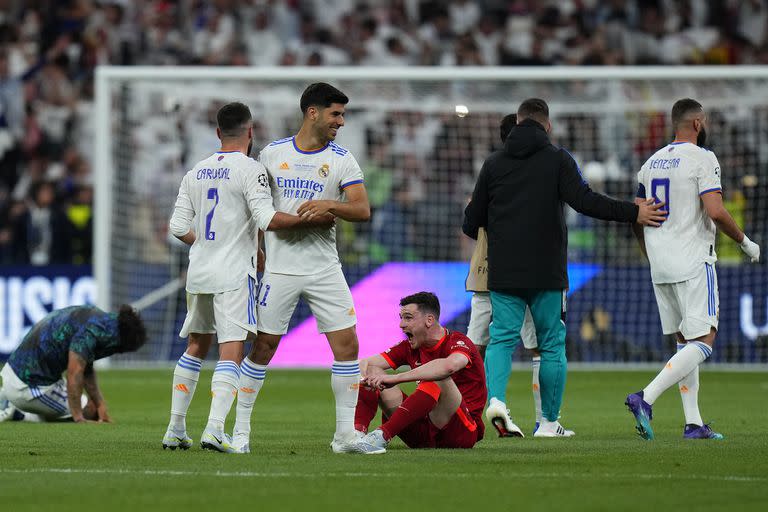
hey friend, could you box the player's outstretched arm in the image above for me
[701,192,760,262]
[365,353,469,389]
[559,151,667,226]
[296,183,371,222]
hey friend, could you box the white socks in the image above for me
[531,356,542,424]
[331,360,360,438]
[206,361,241,432]
[676,343,703,426]
[643,341,712,405]
[168,352,202,431]
[233,357,267,438]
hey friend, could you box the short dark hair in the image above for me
[400,292,440,319]
[117,304,147,353]
[300,82,349,114]
[217,102,252,138]
[671,98,703,128]
[500,113,517,142]
[517,98,549,126]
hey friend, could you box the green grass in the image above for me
[2,369,767,511]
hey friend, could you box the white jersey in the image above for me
[637,142,722,284]
[169,151,277,293]
[258,137,364,275]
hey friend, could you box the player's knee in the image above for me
[248,335,280,365]
[327,329,359,360]
[416,381,442,401]
[186,333,213,358]
[536,341,565,361]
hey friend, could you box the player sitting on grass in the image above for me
[627,98,761,440]
[353,292,487,454]
[0,305,147,423]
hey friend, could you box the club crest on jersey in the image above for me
[257,173,269,188]
[218,155,225,161]
[279,162,290,170]
[318,164,330,178]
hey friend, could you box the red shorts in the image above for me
[395,399,483,449]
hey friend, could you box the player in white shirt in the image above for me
[162,102,332,453]
[626,98,760,440]
[230,83,373,454]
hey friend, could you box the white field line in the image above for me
[0,468,764,483]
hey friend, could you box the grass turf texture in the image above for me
[1,369,767,511]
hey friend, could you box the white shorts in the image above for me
[179,273,259,343]
[1,364,71,419]
[653,263,719,340]
[467,292,538,349]
[257,266,356,335]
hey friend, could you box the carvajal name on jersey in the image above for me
[276,176,325,199]
[649,158,681,170]
[196,167,231,180]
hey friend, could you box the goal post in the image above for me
[94,66,768,366]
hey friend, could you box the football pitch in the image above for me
[2,369,767,511]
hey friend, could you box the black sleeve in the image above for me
[558,150,638,223]
[462,162,490,239]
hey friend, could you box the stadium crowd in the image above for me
[1,0,768,265]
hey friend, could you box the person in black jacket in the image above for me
[463,98,665,438]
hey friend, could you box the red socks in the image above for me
[380,382,441,441]
[354,385,380,433]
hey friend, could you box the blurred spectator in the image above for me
[63,184,93,264]
[244,9,284,66]
[448,0,481,36]
[1,0,768,270]
[12,180,68,265]
[0,46,24,193]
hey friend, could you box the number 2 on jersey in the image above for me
[205,187,219,240]
[650,178,670,222]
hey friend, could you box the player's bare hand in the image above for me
[302,212,335,229]
[297,200,334,219]
[73,416,100,424]
[637,198,667,227]
[361,365,385,380]
[97,403,112,423]
[363,373,398,390]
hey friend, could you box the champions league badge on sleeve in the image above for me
[258,173,269,188]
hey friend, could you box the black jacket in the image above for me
[463,119,638,291]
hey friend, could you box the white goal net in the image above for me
[94,67,768,365]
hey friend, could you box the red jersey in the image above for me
[380,329,488,426]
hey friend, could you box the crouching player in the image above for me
[0,305,147,423]
[354,292,487,453]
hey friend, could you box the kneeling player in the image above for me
[354,292,487,453]
[0,305,147,423]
